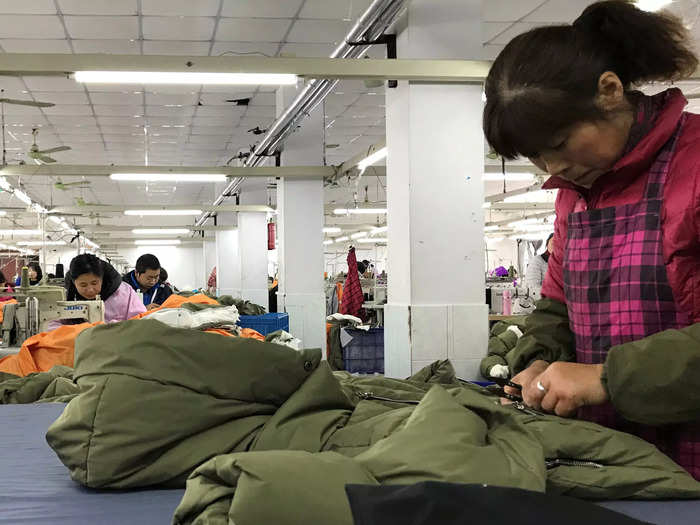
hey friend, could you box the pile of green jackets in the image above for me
[2,317,698,524]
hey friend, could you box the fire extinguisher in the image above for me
[267,220,276,250]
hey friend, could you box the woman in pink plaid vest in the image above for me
[484,1,700,479]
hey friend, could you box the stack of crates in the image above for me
[342,327,384,374]
[237,313,290,337]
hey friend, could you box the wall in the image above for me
[121,246,205,291]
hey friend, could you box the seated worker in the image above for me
[123,254,174,310]
[159,267,177,294]
[14,261,42,286]
[60,254,146,325]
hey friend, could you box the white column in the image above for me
[239,179,270,310]
[215,212,241,297]
[384,0,488,380]
[276,83,326,352]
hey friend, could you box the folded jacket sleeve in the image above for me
[603,322,700,426]
[506,297,576,375]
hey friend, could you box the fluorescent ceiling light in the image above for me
[351,231,368,239]
[125,209,202,216]
[517,224,555,232]
[484,225,499,231]
[503,190,554,204]
[134,239,182,246]
[13,189,32,205]
[323,240,334,245]
[635,0,672,12]
[483,173,535,182]
[358,147,387,172]
[132,228,190,235]
[335,236,349,243]
[485,236,505,243]
[74,71,297,86]
[0,211,7,217]
[333,208,387,215]
[111,173,227,183]
[0,229,42,235]
[323,227,342,234]
[507,218,541,228]
[357,238,387,243]
[482,202,491,209]
[47,215,63,225]
[17,240,66,246]
[508,233,549,241]
[0,177,12,192]
[371,226,388,234]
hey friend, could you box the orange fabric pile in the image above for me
[0,294,263,377]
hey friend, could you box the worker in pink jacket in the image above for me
[50,254,146,329]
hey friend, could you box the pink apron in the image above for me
[563,113,700,479]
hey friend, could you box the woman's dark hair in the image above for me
[69,254,105,280]
[27,261,43,282]
[484,0,698,160]
[159,268,168,283]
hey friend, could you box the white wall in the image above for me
[121,246,205,291]
[485,238,518,274]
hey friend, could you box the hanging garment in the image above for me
[341,248,364,318]
[563,112,699,478]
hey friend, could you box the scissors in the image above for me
[485,377,523,403]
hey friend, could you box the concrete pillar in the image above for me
[276,83,326,351]
[239,179,270,310]
[384,0,488,380]
[215,212,241,297]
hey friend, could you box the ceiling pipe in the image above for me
[195,0,409,226]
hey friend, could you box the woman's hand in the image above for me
[533,362,609,417]
[504,359,550,405]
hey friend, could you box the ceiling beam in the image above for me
[78,225,234,232]
[485,183,544,204]
[486,211,553,227]
[0,54,491,82]
[487,203,555,211]
[48,204,273,214]
[90,237,211,243]
[0,164,332,179]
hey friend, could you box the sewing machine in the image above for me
[0,267,105,347]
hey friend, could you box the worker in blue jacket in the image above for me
[122,254,173,310]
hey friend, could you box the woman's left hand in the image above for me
[532,362,609,417]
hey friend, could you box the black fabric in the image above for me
[54,263,64,279]
[541,252,550,263]
[345,482,649,525]
[65,259,122,302]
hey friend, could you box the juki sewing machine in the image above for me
[0,267,105,348]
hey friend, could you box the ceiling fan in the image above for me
[0,89,56,167]
[54,178,91,191]
[28,128,71,164]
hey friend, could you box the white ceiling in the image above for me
[0,0,697,249]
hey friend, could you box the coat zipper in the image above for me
[546,458,604,469]
[357,391,421,405]
[511,401,546,417]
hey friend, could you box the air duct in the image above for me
[196,0,408,226]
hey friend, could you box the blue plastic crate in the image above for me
[342,327,384,374]
[237,313,289,336]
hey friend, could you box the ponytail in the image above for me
[573,1,697,85]
[484,0,698,159]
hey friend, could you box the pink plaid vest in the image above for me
[563,113,700,479]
